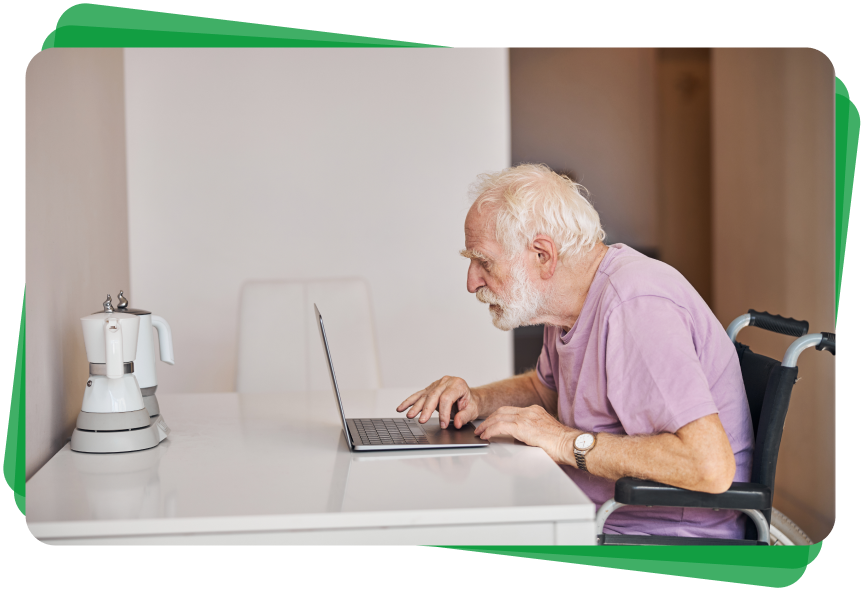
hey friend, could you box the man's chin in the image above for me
[488,308,523,331]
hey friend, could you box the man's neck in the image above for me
[533,242,609,331]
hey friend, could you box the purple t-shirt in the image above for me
[536,243,754,538]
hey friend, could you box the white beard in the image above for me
[475,260,546,331]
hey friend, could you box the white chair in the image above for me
[236,278,381,393]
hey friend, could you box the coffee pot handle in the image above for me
[104,317,124,378]
[151,315,175,365]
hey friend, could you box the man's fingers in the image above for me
[474,412,503,436]
[474,407,518,431]
[418,381,450,423]
[477,419,518,441]
[437,391,465,428]
[453,407,475,429]
[396,377,473,427]
[419,393,444,423]
[404,395,426,419]
[420,376,461,423]
[396,388,429,412]
[474,407,523,436]
[397,376,449,412]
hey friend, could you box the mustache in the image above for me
[476,287,503,306]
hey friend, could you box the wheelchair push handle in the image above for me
[816,332,835,356]
[747,310,810,337]
[782,331,836,367]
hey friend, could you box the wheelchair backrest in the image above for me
[735,342,798,501]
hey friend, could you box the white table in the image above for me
[26,389,596,544]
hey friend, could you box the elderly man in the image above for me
[397,164,754,539]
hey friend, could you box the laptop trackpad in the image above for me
[420,421,487,446]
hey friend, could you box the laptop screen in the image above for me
[314,304,353,447]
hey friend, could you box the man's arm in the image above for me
[475,407,737,494]
[472,370,558,416]
[583,414,737,492]
[396,370,558,429]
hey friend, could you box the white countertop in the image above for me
[26,388,594,543]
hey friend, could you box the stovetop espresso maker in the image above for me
[114,290,175,418]
[71,295,169,453]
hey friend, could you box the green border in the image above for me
[3,291,24,515]
[836,78,860,312]
[445,544,822,587]
[6,3,859,586]
[43,3,440,49]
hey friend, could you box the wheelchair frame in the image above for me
[594,309,835,545]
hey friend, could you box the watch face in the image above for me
[575,433,595,450]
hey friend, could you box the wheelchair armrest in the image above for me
[614,478,771,511]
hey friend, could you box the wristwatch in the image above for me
[573,432,597,472]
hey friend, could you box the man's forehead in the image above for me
[464,202,496,241]
[463,208,502,263]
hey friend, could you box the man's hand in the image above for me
[474,405,576,465]
[396,376,481,429]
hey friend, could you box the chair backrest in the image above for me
[734,342,798,505]
[236,278,381,393]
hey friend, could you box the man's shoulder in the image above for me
[597,244,690,304]
[595,245,725,345]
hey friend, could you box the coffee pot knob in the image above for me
[103,294,114,313]
[117,290,129,310]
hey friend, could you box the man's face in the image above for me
[462,204,547,331]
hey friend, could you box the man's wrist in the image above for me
[572,430,600,473]
[558,429,583,466]
[470,387,488,418]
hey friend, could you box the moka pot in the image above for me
[79,306,144,414]
[114,290,175,417]
[72,294,169,453]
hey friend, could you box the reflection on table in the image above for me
[26,389,595,545]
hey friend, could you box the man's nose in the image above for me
[467,262,485,293]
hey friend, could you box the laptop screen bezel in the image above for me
[314,304,354,448]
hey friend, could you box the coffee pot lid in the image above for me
[92,291,151,316]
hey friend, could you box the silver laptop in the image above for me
[315,304,489,451]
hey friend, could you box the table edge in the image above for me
[28,504,596,540]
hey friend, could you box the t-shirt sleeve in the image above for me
[605,296,719,435]
[535,325,558,391]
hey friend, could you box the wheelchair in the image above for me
[595,310,835,545]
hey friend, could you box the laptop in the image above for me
[315,304,489,451]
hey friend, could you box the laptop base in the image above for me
[347,417,488,451]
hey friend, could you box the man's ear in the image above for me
[531,234,558,280]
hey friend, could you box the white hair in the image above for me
[471,164,605,262]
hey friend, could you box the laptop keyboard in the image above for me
[350,418,429,446]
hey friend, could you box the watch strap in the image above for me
[574,432,595,473]
[574,449,589,472]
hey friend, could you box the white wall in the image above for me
[26,49,130,479]
[509,49,658,250]
[123,48,511,394]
